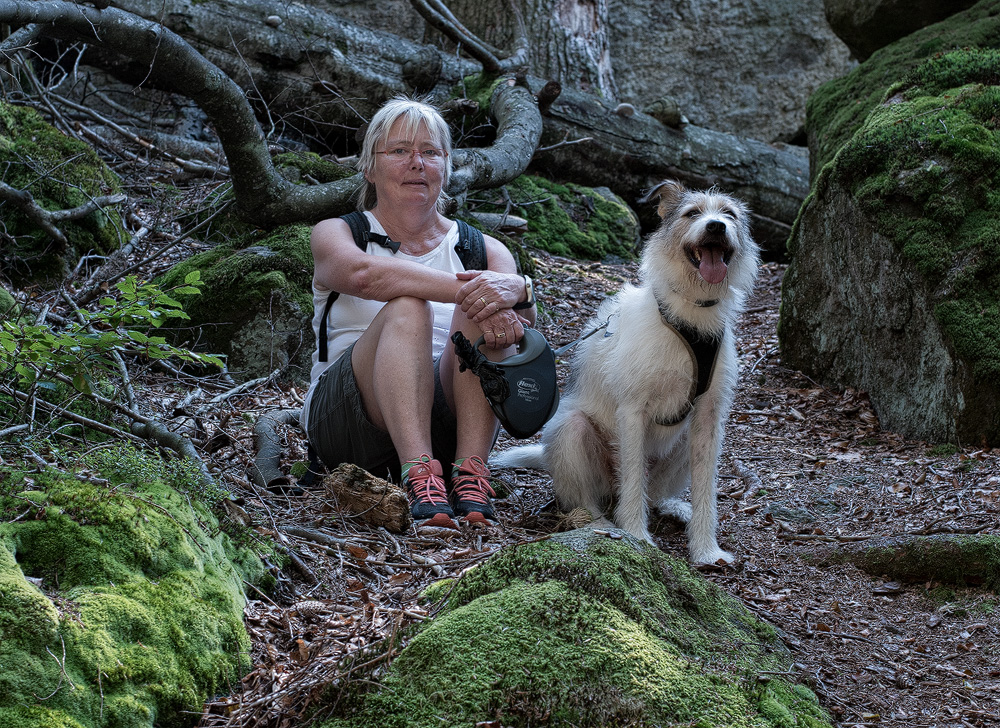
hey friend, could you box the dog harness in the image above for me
[653,297,722,426]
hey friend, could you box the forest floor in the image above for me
[196,250,1000,728]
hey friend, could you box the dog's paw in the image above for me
[656,498,692,524]
[689,546,734,566]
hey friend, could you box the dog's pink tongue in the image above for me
[699,248,728,284]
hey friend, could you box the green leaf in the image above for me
[184,270,202,285]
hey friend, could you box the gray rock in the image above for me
[823,0,980,61]
[608,0,855,143]
[779,180,987,444]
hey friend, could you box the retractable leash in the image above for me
[451,328,559,439]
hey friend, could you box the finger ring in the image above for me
[480,297,488,307]
[497,331,506,338]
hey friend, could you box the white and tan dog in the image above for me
[493,180,759,564]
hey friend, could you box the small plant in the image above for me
[927,443,959,458]
[0,271,222,396]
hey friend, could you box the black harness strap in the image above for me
[653,298,722,427]
[316,212,486,362]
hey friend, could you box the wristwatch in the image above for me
[513,275,535,310]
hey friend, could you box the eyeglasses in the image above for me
[378,146,448,164]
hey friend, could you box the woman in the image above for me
[300,96,536,529]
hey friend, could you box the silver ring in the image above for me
[496,331,506,338]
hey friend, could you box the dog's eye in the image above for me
[683,209,699,218]
[721,208,737,218]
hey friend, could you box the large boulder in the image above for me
[321,528,833,728]
[780,47,1000,444]
[824,0,980,61]
[0,102,124,287]
[0,447,267,728]
[607,0,854,143]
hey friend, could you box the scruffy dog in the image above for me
[493,180,759,564]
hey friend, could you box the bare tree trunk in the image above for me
[449,0,619,100]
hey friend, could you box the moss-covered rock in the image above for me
[477,175,640,261]
[320,529,831,728]
[806,0,1000,180]
[158,224,315,382]
[782,45,1000,443]
[816,535,1000,590]
[0,448,267,728]
[0,101,124,287]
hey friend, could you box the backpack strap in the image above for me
[317,212,370,363]
[455,219,487,270]
[317,214,487,362]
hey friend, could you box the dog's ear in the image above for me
[641,179,687,219]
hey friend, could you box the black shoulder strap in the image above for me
[317,215,487,362]
[318,212,370,363]
[455,220,487,270]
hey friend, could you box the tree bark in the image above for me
[104,0,807,248]
[448,0,619,100]
[526,77,811,251]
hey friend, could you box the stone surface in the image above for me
[823,0,980,61]
[782,36,1000,444]
[607,0,855,143]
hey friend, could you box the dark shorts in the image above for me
[306,342,459,483]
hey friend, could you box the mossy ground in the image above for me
[810,48,1000,384]
[0,101,124,286]
[0,445,267,728]
[475,175,639,261]
[320,531,831,728]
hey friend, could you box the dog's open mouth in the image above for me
[687,243,733,285]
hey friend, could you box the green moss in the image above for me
[477,175,638,261]
[157,224,313,351]
[0,101,124,286]
[274,151,357,184]
[0,453,267,728]
[821,49,1000,382]
[807,0,1000,178]
[321,532,831,728]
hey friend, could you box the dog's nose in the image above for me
[706,220,726,234]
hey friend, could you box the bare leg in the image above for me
[350,296,436,465]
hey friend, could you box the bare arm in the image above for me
[310,217,463,303]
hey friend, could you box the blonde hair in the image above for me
[356,96,453,211]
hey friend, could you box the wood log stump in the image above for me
[323,463,412,533]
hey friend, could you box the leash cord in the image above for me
[554,315,613,356]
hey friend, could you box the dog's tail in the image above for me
[490,443,547,470]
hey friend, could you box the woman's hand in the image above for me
[456,270,527,323]
[479,308,528,349]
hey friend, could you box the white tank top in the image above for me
[300,212,463,433]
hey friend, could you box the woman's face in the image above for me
[367,118,447,209]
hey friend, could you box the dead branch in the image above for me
[0,0,542,227]
[409,0,528,74]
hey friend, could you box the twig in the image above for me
[537,136,594,153]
